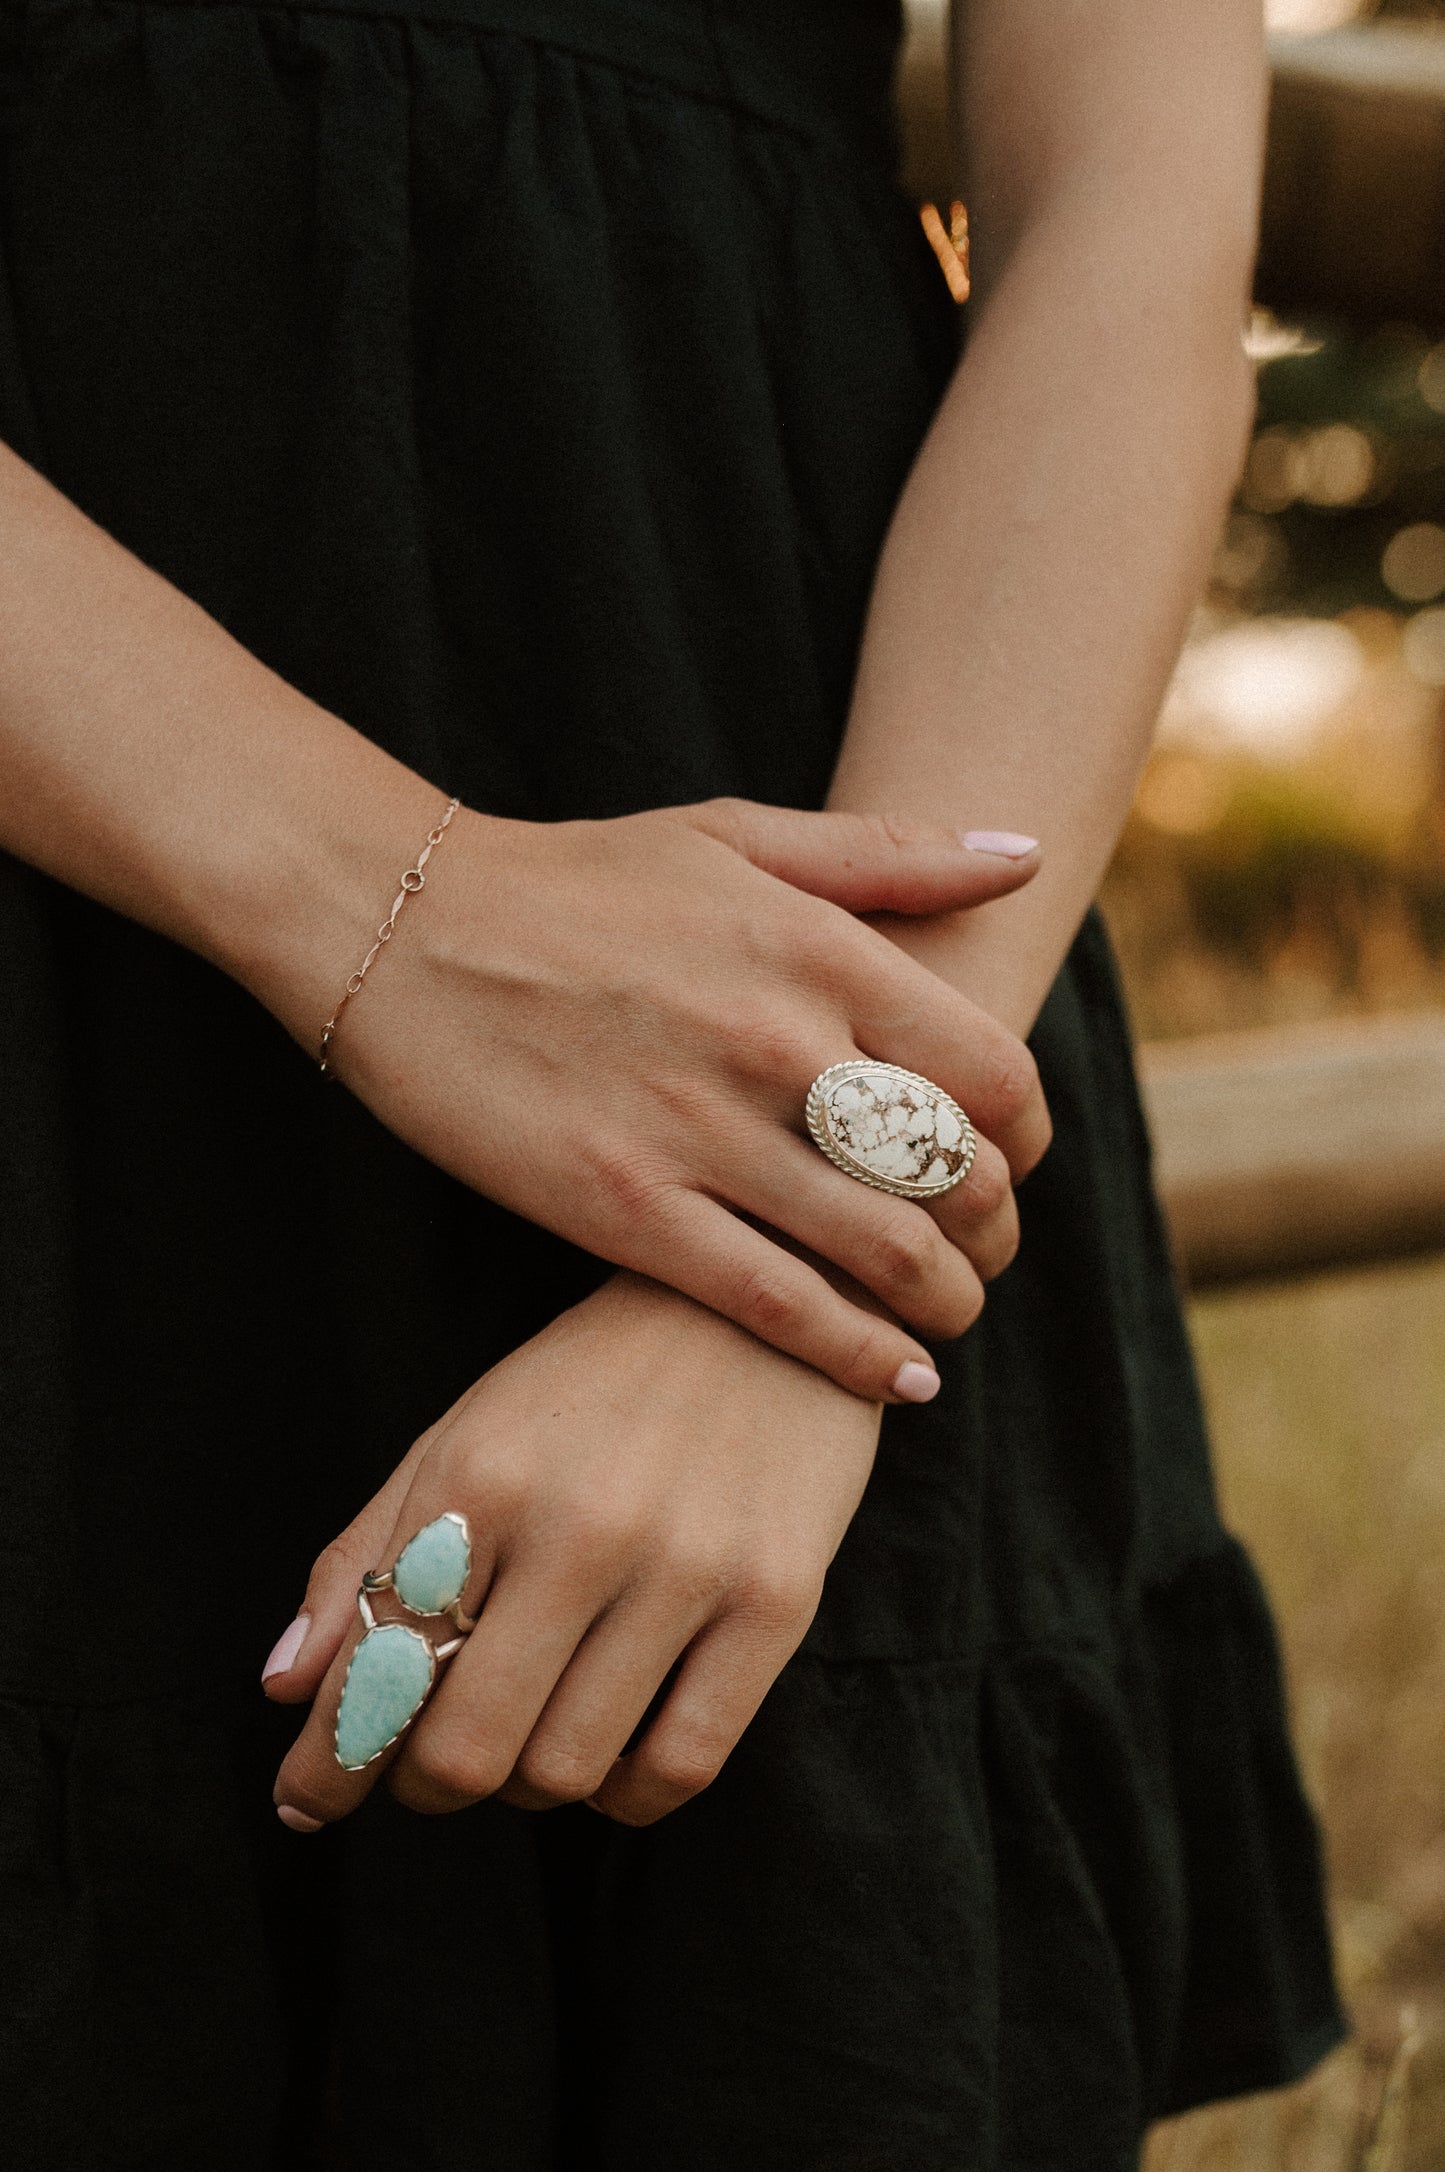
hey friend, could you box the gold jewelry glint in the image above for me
[319,796,460,1076]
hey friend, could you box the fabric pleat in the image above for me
[0,1,1343,2162]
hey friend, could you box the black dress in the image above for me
[0,1,1343,2165]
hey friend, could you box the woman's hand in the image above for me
[324,795,1050,1404]
[265,1272,884,1828]
[0,450,1046,1401]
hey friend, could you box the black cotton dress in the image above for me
[0,2,1344,2165]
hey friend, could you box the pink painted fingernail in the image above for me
[962,830,1038,859]
[262,1614,310,1683]
[892,1361,942,1403]
[276,1805,325,1834]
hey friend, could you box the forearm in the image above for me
[0,437,444,1040]
[830,0,1265,1039]
[0,437,1053,1399]
[830,215,1254,1038]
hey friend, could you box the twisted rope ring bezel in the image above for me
[804,1059,977,1200]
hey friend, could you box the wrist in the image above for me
[195,691,462,1053]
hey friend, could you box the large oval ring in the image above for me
[805,1060,977,1201]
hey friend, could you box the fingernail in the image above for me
[892,1360,942,1403]
[276,1805,325,1834]
[962,830,1038,859]
[262,1613,311,1683]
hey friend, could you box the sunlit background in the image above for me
[900,5,1445,2167]
[1106,315,1445,1043]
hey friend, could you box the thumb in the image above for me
[681,799,1040,916]
[260,1445,425,1705]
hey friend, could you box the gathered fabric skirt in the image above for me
[0,0,1343,2164]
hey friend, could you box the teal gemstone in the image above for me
[393,1512,471,1614]
[335,1624,435,1770]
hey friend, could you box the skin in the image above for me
[0,444,1047,1406]
[0,0,1266,1824]
[269,1274,883,1828]
[270,0,1268,1828]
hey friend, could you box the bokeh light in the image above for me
[1299,422,1377,506]
[1160,615,1367,757]
[1418,339,1445,415]
[1241,423,1378,513]
[1401,603,1445,683]
[1265,0,1373,28]
[1382,521,1445,602]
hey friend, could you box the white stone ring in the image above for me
[805,1060,977,1201]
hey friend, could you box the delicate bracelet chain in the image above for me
[318,797,460,1077]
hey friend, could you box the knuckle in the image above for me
[308,1536,363,1602]
[929,1283,983,1341]
[866,1208,937,1296]
[657,1534,730,1609]
[277,1773,332,1823]
[732,1556,823,1633]
[979,1041,1040,1131]
[732,1261,806,1343]
[639,1735,724,1804]
[980,1213,1020,1282]
[403,1732,507,1806]
[697,794,749,839]
[725,1006,819,1087]
[950,1279,986,1334]
[588,1148,671,1230]
[873,811,945,854]
[961,1152,1011,1222]
[1024,1100,1055,1170]
[440,1453,524,1531]
[514,1738,610,1805]
[550,1495,643,1577]
[837,1310,897,1393]
[648,1067,726,1133]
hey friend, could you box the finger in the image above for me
[627,1192,944,1404]
[496,1589,704,1811]
[681,799,1040,918]
[270,1588,407,1828]
[271,1475,499,1828]
[720,1126,985,1342]
[261,1439,431,1705]
[386,1560,607,1815]
[839,933,1052,1180]
[929,1135,1021,1285]
[589,1585,815,1827]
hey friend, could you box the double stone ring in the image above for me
[331,1070,973,1772]
[805,1060,976,1200]
[335,1511,478,1771]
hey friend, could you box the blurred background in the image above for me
[899,5,1445,2165]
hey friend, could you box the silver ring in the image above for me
[335,1511,478,1771]
[805,1060,977,1200]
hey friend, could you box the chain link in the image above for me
[318,797,460,1076]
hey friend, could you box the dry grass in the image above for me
[1145,1253,1445,2170]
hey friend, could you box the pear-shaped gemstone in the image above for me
[335,1624,435,1770]
[393,1512,471,1614]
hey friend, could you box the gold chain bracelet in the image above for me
[318,797,460,1076]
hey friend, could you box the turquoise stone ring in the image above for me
[335,1624,436,1771]
[393,1511,472,1614]
[334,1513,477,1771]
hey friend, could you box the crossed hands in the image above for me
[265,800,1048,1827]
